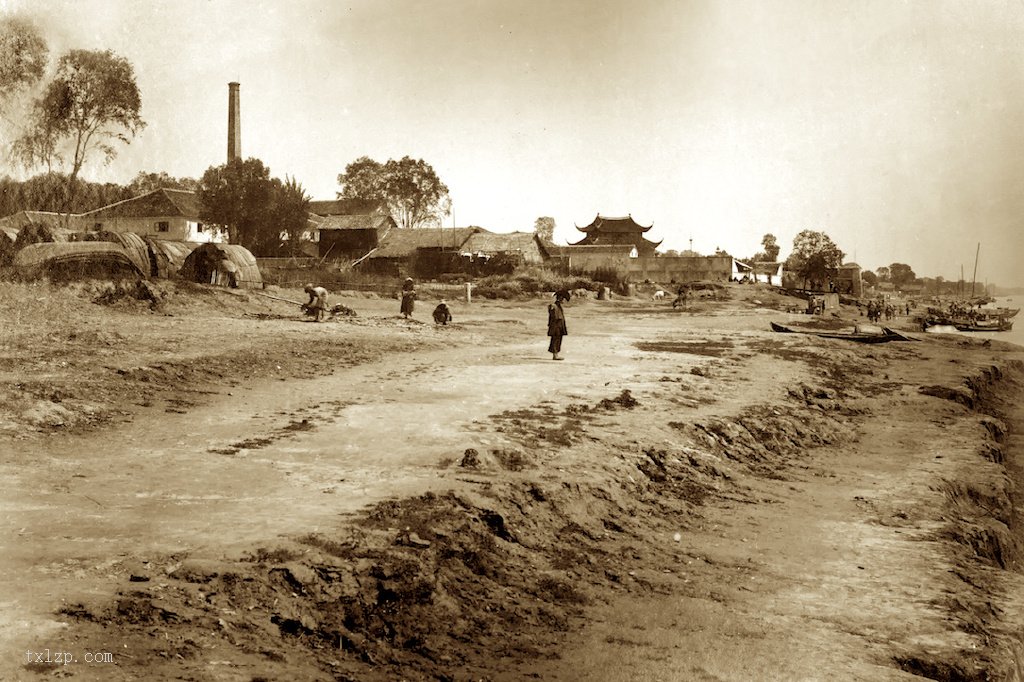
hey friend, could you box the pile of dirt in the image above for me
[48,377,866,680]
[892,365,1024,679]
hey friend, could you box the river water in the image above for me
[925,296,1024,347]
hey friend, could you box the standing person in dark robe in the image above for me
[400,277,416,318]
[547,290,569,360]
[432,300,453,325]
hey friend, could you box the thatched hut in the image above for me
[145,238,198,278]
[14,242,146,281]
[180,243,262,289]
[72,231,151,276]
[0,227,19,266]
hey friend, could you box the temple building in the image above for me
[570,214,661,256]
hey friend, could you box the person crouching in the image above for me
[433,300,453,325]
[303,283,329,322]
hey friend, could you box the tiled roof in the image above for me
[461,230,540,254]
[80,188,201,220]
[369,227,480,259]
[0,210,76,230]
[575,214,653,234]
[309,198,388,217]
[316,214,394,231]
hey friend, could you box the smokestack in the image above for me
[227,82,241,162]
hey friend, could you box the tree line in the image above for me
[1,17,453,256]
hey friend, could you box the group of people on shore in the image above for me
[302,278,453,326]
[865,299,912,323]
[301,279,570,361]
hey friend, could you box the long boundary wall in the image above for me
[626,256,734,282]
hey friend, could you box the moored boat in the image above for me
[770,322,913,343]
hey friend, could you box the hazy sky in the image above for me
[4,0,1023,285]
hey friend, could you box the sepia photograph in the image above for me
[1,1,1023,679]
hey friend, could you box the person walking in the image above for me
[303,283,329,322]
[547,290,569,360]
[400,277,416,318]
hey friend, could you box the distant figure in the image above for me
[672,285,689,309]
[400,277,416,318]
[653,290,666,301]
[547,290,569,360]
[303,283,329,322]
[433,300,453,325]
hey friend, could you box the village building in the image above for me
[571,214,662,256]
[357,227,481,277]
[460,230,545,265]
[77,188,224,243]
[733,260,785,285]
[310,199,396,261]
[835,262,863,297]
[0,210,77,232]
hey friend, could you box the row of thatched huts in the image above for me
[0,223,261,288]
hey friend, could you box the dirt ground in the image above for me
[2,279,1024,681]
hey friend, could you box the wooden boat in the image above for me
[922,317,1013,332]
[770,322,913,343]
[952,319,1012,332]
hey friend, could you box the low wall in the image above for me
[626,256,734,283]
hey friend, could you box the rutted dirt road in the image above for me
[3,284,1024,680]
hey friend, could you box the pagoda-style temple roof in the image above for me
[575,214,654,234]
[571,213,661,254]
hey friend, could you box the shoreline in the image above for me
[4,283,1024,680]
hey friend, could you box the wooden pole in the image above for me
[970,242,980,299]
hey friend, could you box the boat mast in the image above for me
[970,242,980,299]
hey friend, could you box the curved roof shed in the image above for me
[180,243,262,289]
[146,238,198,278]
[14,242,146,281]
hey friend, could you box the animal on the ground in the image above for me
[653,290,666,300]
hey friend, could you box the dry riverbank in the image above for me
[2,281,1023,681]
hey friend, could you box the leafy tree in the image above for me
[0,17,47,103]
[271,175,311,256]
[127,171,198,195]
[337,156,384,200]
[785,230,845,289]
[860,269,878,287]
[760,233,780,261]
[338,155,449,229]
[534,216,555,242]
[888,262,916,288]
[14,49,144,211]
[875,266,890,282]
[197,158,273,251]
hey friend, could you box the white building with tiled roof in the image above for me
[79,188,224,243]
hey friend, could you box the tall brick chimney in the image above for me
[227,82,241,162]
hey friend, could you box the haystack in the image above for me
[14,242,146,281]
[145,238,198,278]
[180,243,262,289]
